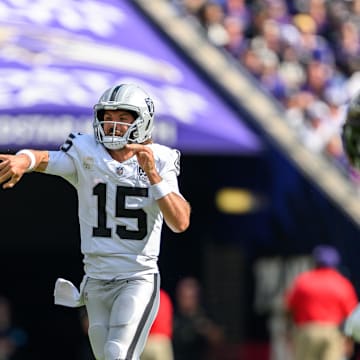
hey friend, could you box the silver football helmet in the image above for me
[93,84,155,150]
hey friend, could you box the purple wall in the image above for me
[0,0,262,154]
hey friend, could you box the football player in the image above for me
[342,91,360,344]
[0,84,191,360]
[342,91,360,170]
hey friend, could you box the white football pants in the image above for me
[83,273,160,360]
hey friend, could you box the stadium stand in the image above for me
[133,0,360,228]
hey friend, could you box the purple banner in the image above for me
[0,0,262,154]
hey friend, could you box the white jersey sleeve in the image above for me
[45,150,78,184]
[44,133,183,280]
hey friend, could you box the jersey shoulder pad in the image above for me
[60,133,96,153]
[151,143,181,176]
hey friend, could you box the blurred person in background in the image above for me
[76,308,95,360]
[141,289,174,360]
[0,296,27,360]
[172,277,224,360]
[0,83,191,360]
[284,245,358,360]
[197,2,229,47]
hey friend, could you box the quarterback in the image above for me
[0,84,191,360]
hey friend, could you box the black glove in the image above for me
[342,92,360,170]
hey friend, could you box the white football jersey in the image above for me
[45,133,182,280]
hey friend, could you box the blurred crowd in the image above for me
[169,0,360,184]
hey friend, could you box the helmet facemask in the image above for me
[94,109,140,150]
[93,84,155,150]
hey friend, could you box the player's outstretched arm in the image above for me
[0,150,49,189]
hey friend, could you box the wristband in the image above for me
[16,149,36,172]
[151,180,172,200]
